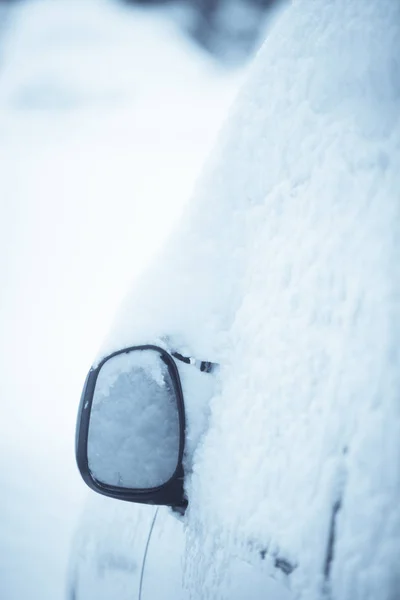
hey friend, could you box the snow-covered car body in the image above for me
[72,1,400,598]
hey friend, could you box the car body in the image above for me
[69,498,293,600]
[71,1,400,599]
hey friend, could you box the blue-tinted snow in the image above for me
[99,1,400,598]
[3,0,398,598]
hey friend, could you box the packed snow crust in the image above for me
[99,1,400,598]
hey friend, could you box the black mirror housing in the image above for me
[75,345,187,509]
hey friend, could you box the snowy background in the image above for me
[2,1,399,599]
[0,1,243,598]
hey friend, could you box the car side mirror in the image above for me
[75,345,187,508]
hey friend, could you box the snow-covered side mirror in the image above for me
[76,345,186,508]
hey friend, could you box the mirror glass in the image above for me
[87,348,180,490]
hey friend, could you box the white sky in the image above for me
[0,1,242,598]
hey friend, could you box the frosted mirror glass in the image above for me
[87,349,180,490]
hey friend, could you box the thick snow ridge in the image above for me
[101,1,399,599]
[185,2,400,599]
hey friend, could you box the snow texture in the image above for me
[99,0,400,598]
[88,349,180,489]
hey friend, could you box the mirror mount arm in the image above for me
[171,351,218,374]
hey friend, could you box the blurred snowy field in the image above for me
[0,1,242,598]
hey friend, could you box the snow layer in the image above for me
[101,0,400,598]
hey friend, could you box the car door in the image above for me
[139,507,186,600]
[140,507,294,600]
[68,498,156,600]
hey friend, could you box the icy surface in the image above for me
[98,0,400,598]
[88,349,180,489]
